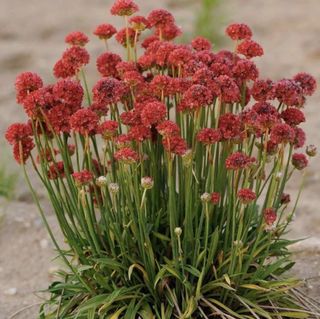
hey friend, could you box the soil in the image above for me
[0,0,319,318]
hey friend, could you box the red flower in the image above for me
[96,52,122,77]
[123,71,144,87]
[115,134,132,148]
[293,72,317,96]
[155,23,182,41]
[47,104,71,133]
[211,192,220,205]
[252,102,279,130]
[251,79,275,101]
[70,109,99,135]
[225,23,252,41]
[162,136,187,155]
[141,101,167,127]
[5,123,32,145]
[65,31,89,46]
[218,113,243,141]
[191,36,212,51]
[264,208,277,225]
[54,46,90,78]
[153,42,176,67]
[93,24,117,40]
[270,123,295,144]
[147,9,174,28]
[156,120,180,137]
[52,79,84,113]
[216,75,241,103]
[281,108,305,126]
[89,102,109,117]
[150,75,174,97]
[92,77,128,105]
[116,61,138,75]
[266,141,278,155]
[274,79,304,107]
[72,169,93,186]
[110,0,139,16]
[120,109,141,126]
[168,47,193,68]
[13,137,35,164]
[237,39,264,59]
[47,161,67,179]
[237,188,256,204]
[128,125,151,142]
[293,128,306,150]
[129,15,150,31]
[232,59,259,81]
[141,35,159,49]
[115,27,137,47]
[292,153,308,170]
[197,128,221,145]
[225,152,256,170]
[179,84,213,111]
[15,72,43,104]
[281,193,291,205]
[99,120,119,139]
[114,147,139,163]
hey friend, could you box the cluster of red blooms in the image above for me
[5,0,317,228]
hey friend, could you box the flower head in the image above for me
[147,9,174,28]
[292,153,308,170]
[72,170,94,186]
[281,108,305,126]
[15,72,43,104]
[191,36,212,51]
[12,137,34,164]
[162,136,187,155]
[96,52,122,77]
[211,192,220,205]
[237,188,256,204]
[264,208,277,225]
[197,128,221,145]
[225,23,252,41]
[141,101,167,127]
[251,79,274,101]
[130,15,150,31]
[293,72,317,96]
[5,123,32,145]
[114,147,139,164]
[237,40,264,59]
[110,0,139,16]
[156,120,180,137]
[225,152,256,170]
[270,123,295,144]
[70,109,99,135]
[99,120,119,139]
[65,31,89,46]
[93,24,117,40]
[141,176,154,189]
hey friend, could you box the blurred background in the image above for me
[0,0,319,317]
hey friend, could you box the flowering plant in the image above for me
[6,0,320,317]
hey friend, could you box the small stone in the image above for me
[40,239,49,249]
[4,288,17,295]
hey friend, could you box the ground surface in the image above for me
[0,0,319,318]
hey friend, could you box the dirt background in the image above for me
[0,0,319,318]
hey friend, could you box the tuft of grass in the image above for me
[0,157,17,200]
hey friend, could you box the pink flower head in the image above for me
[53,78,84,113]
[72,170,93,186]
[96,52,122,77]
[93,24,117,40]
[168,47,193,68]
[92,77,128,105]
[179,84,213,111]
[225,152,256,170]
[281,193,291,205]
[211,192,220,205]
[129,15,150,31]
[191,36,212,51]
[12,137,34,164]
[141,35,159,49]
[150,75,174,97]
[232,59,259,81]
[225,23,252,41]
[156,120,180,137]
[251,79,275,101]
[293,72,317,96]
[114,147,139,164]
[218,113,243,141]
[110,0,139,16]
[292,153,308,170]
[99,120,119,139]
[274,79,304,107]
[15,72,43,104]
[70,108,99,135]
[197,128,221,145]
[270,123,295,144]
[162,136,187,155]
[115,134,132,148]
[5,123,32,145]
[141,101,167,127]
[155,23,182,41]
[264,208,277,225]
[47,161,71,180]
[89,102,109,117]
[65,31,89,46]
[147,9,175,28]
[128,125,151,142]
[237,188,256,204]
[47,104,71,133]
[54,46,90,78]
[281,108,305,126]
[237,39,264,59]
[293,127,306,149]
[216,75,241,103]
[115,27,137,47]
[123,71,144,87]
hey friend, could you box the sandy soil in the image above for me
[0,0,319,318]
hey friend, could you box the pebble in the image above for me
[4,287,17,295]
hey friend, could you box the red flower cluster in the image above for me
[72,170,93,186]
[114,147,139,163]
[225,152,256,170]
[15,72,43,103]
[264,208,277,225]
[197,128,221,145]
[162,136,187,155]
[211,192,220,205]
[99,120,119,139]
[110,0,139,16]
[237,188,256,204]
[96,52,122,77]
[141,101,167,127]
[70,109,99,135]
[292,153,308,170]
[237,40,264,59]
[94,24,117,40]
[225,23,252,41]
[65,31,89,46]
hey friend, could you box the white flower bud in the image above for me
[200,192,211,203]
[108,183,119,194]
[141,176,154,189]
[174,227,182,237]
[96,176,107,187]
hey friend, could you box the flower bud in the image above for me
[200,192,211,203]
[174,227,182,237]
[275,172,282,181]
[306,144,317,157]
[108,182,119,194]
[182,149,193,167]
[141,176,154,189]
[96,176,107,187]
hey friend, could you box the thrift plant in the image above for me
[5,0,320,318]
